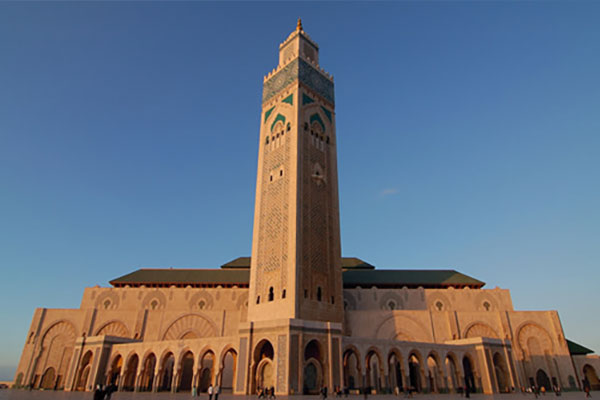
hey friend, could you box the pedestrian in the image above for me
[93,385,104,400]
[192,385,197,397]
[270,386,276,400]
[208,384,214,400]
[214,385,220,400]
[363,386,369,400]
[321,386,328,400]
[585,385,591,398]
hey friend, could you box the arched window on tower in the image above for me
[256,296,260,304]
[317,287,322,302]
[268,287,274,302]
[282,289,286,299]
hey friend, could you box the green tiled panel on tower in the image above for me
[310,113,325,132]
[303,94,315,105]
[321,106,332,121]
[282,94,293,105]
[264,106,275,123]
[271,113,286,132]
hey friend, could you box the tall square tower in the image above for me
[248,20,342,323]
[236,20,344,395]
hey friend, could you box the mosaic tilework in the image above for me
[310,113,326,133]
[282,93,294,105]
[263,58,334,104]
[264,106,275,123]
[320,106,332,122]
[303,93,315,105]
[271,113,286,132]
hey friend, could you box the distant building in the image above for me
[14,20,600,395]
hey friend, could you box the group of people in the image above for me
[257,386,276,399]
[93,384,116,400]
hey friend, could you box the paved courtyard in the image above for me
[0,392,593,400]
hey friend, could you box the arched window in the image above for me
[331,296,335,304]
[268,287,274,302]
[317,287,322,302]
[256,296,260,304]
[282,289,286,299]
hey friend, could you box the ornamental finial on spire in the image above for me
[297,18,303,31]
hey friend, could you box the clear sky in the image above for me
[1,2,599,381]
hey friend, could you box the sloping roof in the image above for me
[567,339,594,355]
[110,257,484,289]
[220,256,375,270]
[110,268,250,288]
[342,269,484,288]
[221,257,251,269]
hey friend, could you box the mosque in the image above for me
[13,20,600,395]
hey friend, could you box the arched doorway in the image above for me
[199,351,215,392]
[446,355,461,392]
[427,354,442,393]
[536,369,551,391]
[253,340,274,394]
[75,351,93,391]
[220,349,237,393]
[139,353,156,392]
[584,365,600,390]
[159,352,175,392]
[179,351,194,392]
[107,355,122,386]
[366,350,382,393]
[463,356,475,392]
[408,353,422,392]
[40,367,56,389]
[303,340,323,394]
[122,354,139,391]
[343,349,361,390]
[493,353,509,392]
[388,351,404,392]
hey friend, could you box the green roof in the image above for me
[342,269,484,288]
[110,268,250,287]
[111,257,484,289]
[567,339,594,355]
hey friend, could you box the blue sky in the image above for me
[1,2,599,380]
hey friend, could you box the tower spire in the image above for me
[297,17,303,31]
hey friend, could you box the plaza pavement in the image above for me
[0,392,593,400]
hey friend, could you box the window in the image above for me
[287,123,291,131]
[331,296,335,304]
[270,175,273,182]
[150,300,158,310]
[280,170,283,176]
[317,287,322,302]
[304,122,308,131]
[268,287,274,302]
[483,301,491,311]
[388,300,396,310]
[103,299,111,310]
[435,301,443,311]
[256,296,260,304]
[304,289,308,298]
[266,136,269,144]
[282,289,286,299]
[198,300,206,310]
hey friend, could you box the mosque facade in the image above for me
[13,21,600,395]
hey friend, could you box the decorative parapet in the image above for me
[263,58,334,105]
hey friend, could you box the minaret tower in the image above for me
[248,19,342,322]
[237,20,343,395]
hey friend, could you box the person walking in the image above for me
[208,384,214,400]
[214,385,220,400]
